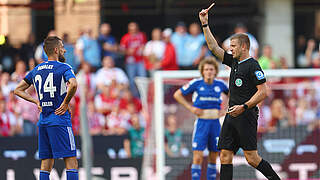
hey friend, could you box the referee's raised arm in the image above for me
[199,8,225,62]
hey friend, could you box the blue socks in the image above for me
[66,169,79,180]
[191,163,217,180]
[40,170,50,180]
[191,164,201,180]
[207,163,217,180]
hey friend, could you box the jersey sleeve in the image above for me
[180,79,199,95]
[221,81,229,94]
[63,65,76,81]
[250,61,266,85]
[222,52,234,67]
[24,69,34,85]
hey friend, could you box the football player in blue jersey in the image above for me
[174,57,228,180]
[14,36,78,180]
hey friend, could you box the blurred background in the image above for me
[0,0,320,179]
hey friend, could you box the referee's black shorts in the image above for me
[218,107,259,154]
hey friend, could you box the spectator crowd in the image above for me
[0,20,320,158]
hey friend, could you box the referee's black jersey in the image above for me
[223,52,266,107]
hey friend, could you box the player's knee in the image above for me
[65,157,78,169]
[208,152,218,163]
[193,151,203,164]
[220,151,232,164]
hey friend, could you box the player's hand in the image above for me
[199,9,209,25]
[190,107,204,116]
[227,105,245,117]
[36,101,42,112]
[55,103,68,115]
[199,2,214,25]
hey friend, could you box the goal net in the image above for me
[136,68,320,180]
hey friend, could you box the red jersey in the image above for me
[161,42,178,70]
[120,32,147,63]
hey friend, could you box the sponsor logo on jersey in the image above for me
[235,78,242,87]
[214,86,221,92]
[199,97,219,101]
[199,87,205,91]
[255,71,265,80]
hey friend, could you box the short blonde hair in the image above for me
[198,56,219,77]
[230,33,250,50]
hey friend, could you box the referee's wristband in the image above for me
[243,104,248,110]
[202,24,208,28]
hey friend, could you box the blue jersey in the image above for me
[180,78,228,110]
[24,61,76,127]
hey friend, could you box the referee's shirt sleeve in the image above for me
[251,61,266,85]
[23,69,34,85]
[222,52,233,67]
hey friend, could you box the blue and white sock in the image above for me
[191,164,201,180]
[66,169,79,180]
[207,163,217,180]
[40,170,50,180]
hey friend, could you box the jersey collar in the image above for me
[238,57,251,64]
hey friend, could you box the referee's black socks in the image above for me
[220,164,233,180]
[256,159,281,180]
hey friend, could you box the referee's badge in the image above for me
[255,71,265,80]
[235,78,242,87]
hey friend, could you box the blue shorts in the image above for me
[38,126,76,159]
[192,118,221,152]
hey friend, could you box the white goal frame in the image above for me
[153,68,320,180]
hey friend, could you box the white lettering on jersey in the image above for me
[37,65,53,71]
[199,97,219,101]
[42,101,53,107]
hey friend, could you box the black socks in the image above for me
[256,159,281,180]
[220,164,233,180]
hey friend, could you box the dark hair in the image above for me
[230,33,250,50]
[198,56,219,77]
[43,36,62,56]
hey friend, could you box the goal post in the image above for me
[153,69,228,180]
[153,68,320,180]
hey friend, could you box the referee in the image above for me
[199,8,281,180]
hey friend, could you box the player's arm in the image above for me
[244,83,268,109]
[199,9,225,61]
[55,78,77,115]
[173,89,203,116]
[14,80,42,112]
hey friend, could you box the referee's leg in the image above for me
[243,150,280,180]
[219,149,234,180]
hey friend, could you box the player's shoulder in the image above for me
[188,77,203,85]
[214,79,227,86]
[249,58,263,67]
[55,61,73,69]
[182,78,202,90]
[32,62,49,72]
